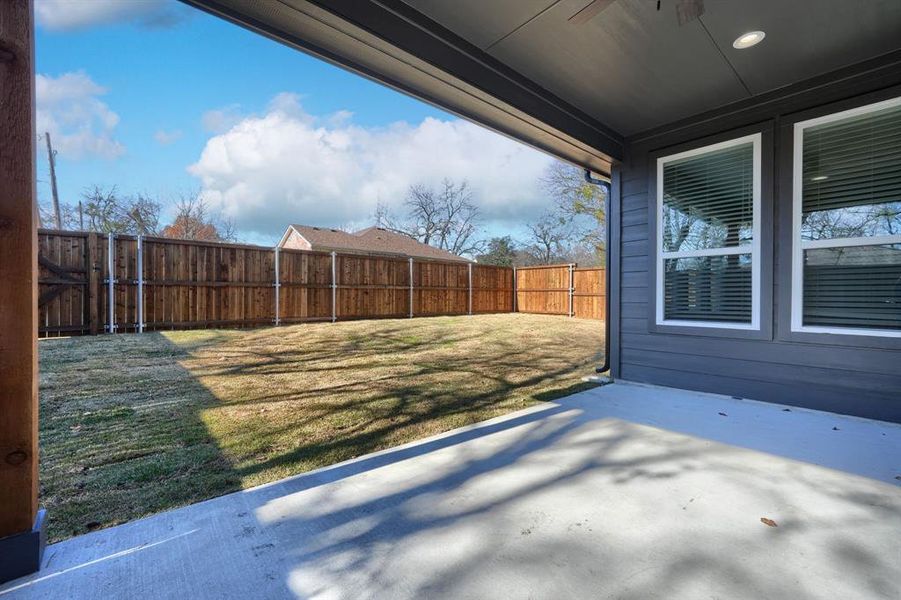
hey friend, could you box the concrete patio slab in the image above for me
[2,382,899,599]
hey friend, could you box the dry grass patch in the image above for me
[39,313,603,541]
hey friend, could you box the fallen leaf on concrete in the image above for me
[760,518,777,527]
[718,412,728,417]
[782,408,791,412]
[832,426,840,431]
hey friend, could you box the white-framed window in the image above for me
[791,97,901,337]
[656,134,761,329]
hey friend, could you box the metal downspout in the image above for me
[584,170,612,376]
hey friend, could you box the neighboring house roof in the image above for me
[278,224,470,262]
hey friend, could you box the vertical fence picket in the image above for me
[106,232,116,333]
[408,257,414,318]
[512,266,517,313]
[274,246,280,326]
[137,235,144,333]
[87,232,99,335]
[467,262,472,316]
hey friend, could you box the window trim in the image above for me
[655,133,762,330]
[791,96,901,338]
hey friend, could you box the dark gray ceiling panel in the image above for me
[487,0,750,135]
[698,0,901,96]
[402,0,558,49]
[183,0,901,160]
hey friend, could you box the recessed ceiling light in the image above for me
[733,30,765,49]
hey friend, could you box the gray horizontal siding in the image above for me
[613,65,901,422]
[619,364,900,422]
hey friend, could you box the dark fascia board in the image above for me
[627,48,901,147]
[180,0,622,175]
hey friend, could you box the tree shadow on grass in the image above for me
[38,332,241,542]
[38,315,604,542]
[202,323,600,482]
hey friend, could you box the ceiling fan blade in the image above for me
[568,0,616,25]
[675,0,705,26]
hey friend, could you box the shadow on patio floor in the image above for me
[8,382,899,599]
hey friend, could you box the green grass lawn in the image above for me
[38,313,604,541]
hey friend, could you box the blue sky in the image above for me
[35,0,554,244]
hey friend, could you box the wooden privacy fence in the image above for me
[37,230,604,337]
[514,264,606,320]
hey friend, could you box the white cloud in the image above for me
[189,95,555,240]
[201,104,244,134]
[154,129,183,145]
[36,71,125,160]
[35,0,190,31]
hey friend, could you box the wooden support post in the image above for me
[0,0,46,583]
[568,263,575,317]
[408,257,414,318]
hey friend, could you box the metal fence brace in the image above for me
[330,251,337,323]
[467,262,473,316]
[273,246,280,326]
[136,235,144,333]
[106,232,117,333]
[408,257,414,318]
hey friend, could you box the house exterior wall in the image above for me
[282,230,312,251]
[611,58,901,423]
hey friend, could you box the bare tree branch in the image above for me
[376,179,486,257]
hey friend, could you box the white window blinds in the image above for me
[793,98,901,335]
[657,135,760,328]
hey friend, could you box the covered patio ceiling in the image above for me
[183,0,901,175]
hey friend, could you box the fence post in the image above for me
[568,263,575,318]
[106,233,116,333]
[87,232,99,335]
[512,266,517,313]
[467,262,472,316]
[136,235,144,333]
[330,251,337,323]
[273,246,280,326]
[408,257,414,318]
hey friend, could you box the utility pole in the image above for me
[44,132,61,229]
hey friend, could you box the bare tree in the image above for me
[374,201,407,236]
[127,193,162,235]
[523,212,572,264]
[540,161,607,262]
[39,201,81,231]
[161,192,236,242]
[404,183,447,246]
[74,185,161,234]
[375,179,486,256]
